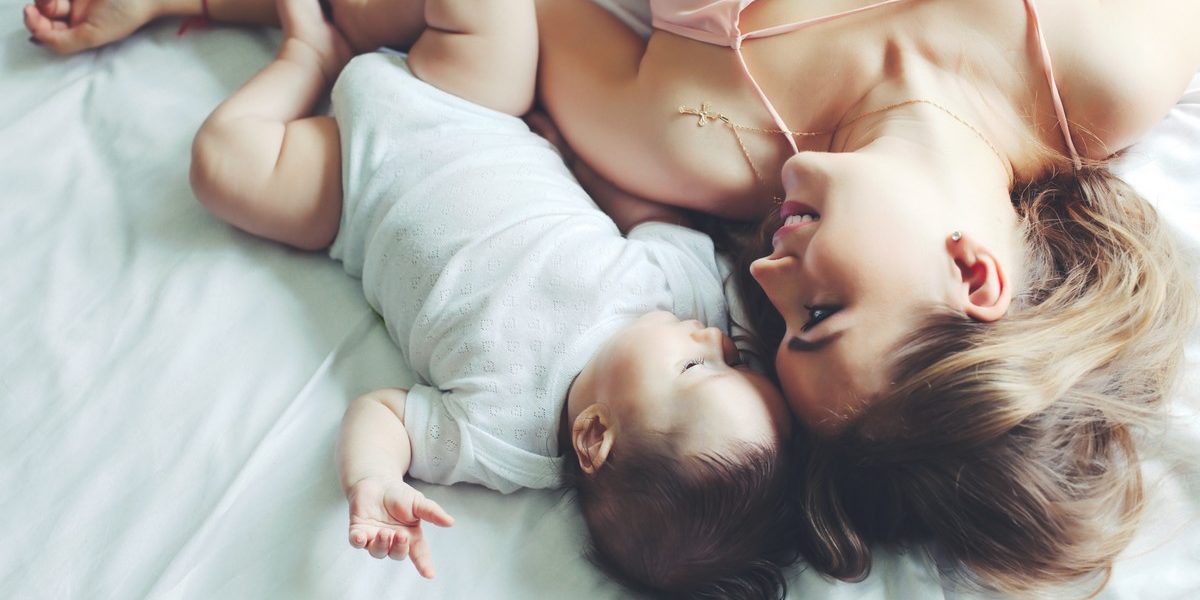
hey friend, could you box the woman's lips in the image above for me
[779,200,819,220]
[772,201,821,245]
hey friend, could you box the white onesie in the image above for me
[329,52,728,493]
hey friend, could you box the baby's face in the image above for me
[591,311,792,454]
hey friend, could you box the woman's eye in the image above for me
[802,305,841,332]
[681,358,706,373]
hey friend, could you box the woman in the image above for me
[25,0,1200,593]
[529,1,1199,593]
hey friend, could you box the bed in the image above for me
[2,0,1198,597]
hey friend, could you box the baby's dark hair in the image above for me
[562,429,800,599]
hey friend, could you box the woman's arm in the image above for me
[1058,0,1200,156]
[526,110,693,233]
[573,157,693,233]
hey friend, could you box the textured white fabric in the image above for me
[328,53,727,493]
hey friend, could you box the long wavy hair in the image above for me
[726,164,1197,595]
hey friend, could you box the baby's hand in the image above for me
[346,477,454,578]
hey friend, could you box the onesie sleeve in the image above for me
[627,222,729,331]
[403,384,487,489]
[404,384,563,494]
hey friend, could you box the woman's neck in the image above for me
[818,19,1056,182]
[831,67,1022,258]
[830,46,1030,187]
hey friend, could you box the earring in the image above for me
[951,231,962,242]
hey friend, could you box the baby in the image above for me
[183,0,798,596]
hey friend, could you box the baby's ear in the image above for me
[572,404,616,475]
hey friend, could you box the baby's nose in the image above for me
[691,327,730,354]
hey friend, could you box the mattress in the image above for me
[2,2,1198,597]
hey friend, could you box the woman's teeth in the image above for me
[784,214,819,226]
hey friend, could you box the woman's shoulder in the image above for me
[1037,0,1200,156]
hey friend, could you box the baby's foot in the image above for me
[277,0,351,83]
[23,0,161,54]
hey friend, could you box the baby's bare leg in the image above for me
[407,0,537,116]
[189,0,349,249]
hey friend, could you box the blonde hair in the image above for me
[731,166,1197,595]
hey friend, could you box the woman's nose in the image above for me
[750,254,798,291]
[749,255,806,322]
[780,152,821,197]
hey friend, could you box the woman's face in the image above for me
[750,148,963,431]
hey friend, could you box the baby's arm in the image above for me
[407,0,537,115]
[189,0,349,250]
[337,388,455,577]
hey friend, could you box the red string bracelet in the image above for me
[177,0,210,36]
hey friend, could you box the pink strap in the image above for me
[728,0,1081,168]
[1022,0,1082,169]
[731,45,800,153]
[730,0,911,153]
[741,0,909,42]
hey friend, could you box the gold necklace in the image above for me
[678,98,1012,202]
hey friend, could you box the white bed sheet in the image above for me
[1,3,1198,598]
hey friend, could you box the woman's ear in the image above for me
[572,404,616,475]
[946,232,1012,322]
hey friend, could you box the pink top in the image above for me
[651,0,1083,169]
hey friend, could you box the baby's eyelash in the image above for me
[681,358,706,373]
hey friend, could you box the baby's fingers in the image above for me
[387,532,411,562]
[348,525,373,549]
[34,0,69,20]
[413,496,455,528]
[408,536,437,579]
[366,530,393,559]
